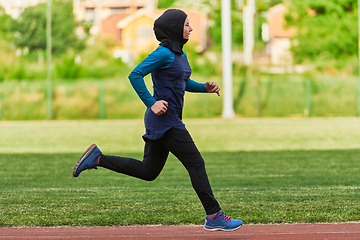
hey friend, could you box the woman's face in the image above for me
[183,17,193,39]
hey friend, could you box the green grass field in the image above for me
[1,118,360,227]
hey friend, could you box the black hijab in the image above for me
[153,9,188,55]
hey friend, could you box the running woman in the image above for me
[73,9,243,231]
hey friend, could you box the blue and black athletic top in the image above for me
[128,45,207,140]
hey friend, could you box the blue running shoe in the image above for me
[73,144,102,177]
[204,211,243,231]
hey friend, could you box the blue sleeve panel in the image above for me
[128,46,175,108]
[185,78,207,92]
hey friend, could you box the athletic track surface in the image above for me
[1,223,359,240]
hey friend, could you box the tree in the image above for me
[284,0,358,63]
[171,0,244,48]
[157,0,177,8]
[10,0,84,56]
[0,6,12,40]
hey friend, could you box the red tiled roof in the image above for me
[101,13,129,41]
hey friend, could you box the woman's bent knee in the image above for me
[142,173,158,181]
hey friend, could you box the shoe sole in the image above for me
[73,144,97,177]
[204,224,242,232]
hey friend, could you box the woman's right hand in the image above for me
[151,100,168,115]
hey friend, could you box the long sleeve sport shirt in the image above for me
[128,45,207,140]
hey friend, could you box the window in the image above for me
[137,25,152,38]
[111,7,128,14]
[119,29,123,42]
[85,7,94,23]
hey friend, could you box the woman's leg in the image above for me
[99,138,169,181]
[158,128,221,215]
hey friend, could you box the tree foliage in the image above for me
[0,6,12,40]
[199,0,281,48]
[10,0,84,55]
[285,0,358,63]
[258,0,283,11]
[157,0,177,8]
[208,0,242,47]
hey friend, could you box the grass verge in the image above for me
[0,149,359,226]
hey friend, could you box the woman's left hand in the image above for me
[205,82,221,96]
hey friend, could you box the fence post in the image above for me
[98,81,106,119]
[304,78,312,117]
[0,80,2,120]
[254,75,261,117]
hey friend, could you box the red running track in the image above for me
[1,223,359,240]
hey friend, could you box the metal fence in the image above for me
[0,76,358,120]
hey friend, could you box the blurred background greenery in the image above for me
[0,0,359,120]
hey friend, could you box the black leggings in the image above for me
[99,128,221,215]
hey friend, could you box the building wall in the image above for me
[268,4,296,66]
[73,0,157,23]
[270,38,292,66]
[124,14,158,57]
[111,13,157,63]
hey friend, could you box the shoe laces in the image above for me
[219,212,232,222]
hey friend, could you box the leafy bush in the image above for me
[76,36,131,79]
[285,0,358,63]
[55,55,83,79]
[183,44,221,76]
